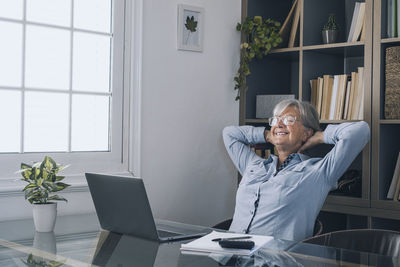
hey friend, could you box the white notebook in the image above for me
[180,230,273,256]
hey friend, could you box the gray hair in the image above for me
[273,99,320,132]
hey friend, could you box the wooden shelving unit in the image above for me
[239,0,385,232]
[371,0,400,228]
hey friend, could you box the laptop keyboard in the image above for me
[157,229,180,238]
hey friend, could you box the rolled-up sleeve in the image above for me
[223,126,266,175]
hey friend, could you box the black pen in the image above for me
[212,236,252,242]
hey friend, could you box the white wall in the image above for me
[0,0,241,225]
[140,0,241,226]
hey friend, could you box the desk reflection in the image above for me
[33,231,56,255]
[92,231,159,267]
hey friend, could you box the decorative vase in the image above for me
[322,30,338,44]
[32,203,57,232]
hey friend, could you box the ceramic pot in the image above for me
[322,30,338,44]
[32,203,57,232]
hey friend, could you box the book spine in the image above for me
[348,2,361,42]
[387,152,400,199]
[395,0,398,37]
[388,0,394,38]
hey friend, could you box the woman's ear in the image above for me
[302,128,314,142]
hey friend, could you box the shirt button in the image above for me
[250,210,254,215]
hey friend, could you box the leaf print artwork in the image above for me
[184,15,198,45]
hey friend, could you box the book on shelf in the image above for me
[347,2,361,42]
[328,75,339,120]
[321,75,334,120]
[278,0,298,48]
[360,14,366,42]
[336,74,348,120]
[288,0,301,48]
[316,77,324,118]
[347,71,357,119]
[352,67,364,120]
[398,0,400,37]
[343,80,352,120]
[396,0,399,37]
[347,2,366,42]
[394,156,400,201]
[310,68,364,120]
[357,67,365,120]
[387,152,400,199]
[310,79,318,109]
[351,2,366,42]
[388,0,398,38]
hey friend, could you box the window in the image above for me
[0,0,128,179]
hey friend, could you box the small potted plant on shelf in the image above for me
[19,156,70,232]
[234,16,282,101]
[322,14,339,44]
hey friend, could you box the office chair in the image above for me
[213,218,323,236]
[302,229,400,257]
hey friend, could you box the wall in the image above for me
[0,0,240,225]
[140,0,241,226]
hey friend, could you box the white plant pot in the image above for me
[32,203,57,232]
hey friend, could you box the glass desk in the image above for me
[0,213,399,266]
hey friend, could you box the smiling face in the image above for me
[270,105,311,153]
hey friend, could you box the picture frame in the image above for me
[177,4,204,52]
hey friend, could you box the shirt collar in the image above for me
[264,152,310,164]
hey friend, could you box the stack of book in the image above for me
[387,0,400,38]
[347,2,366,42]
[387,152,400,200]
[310,67,364,120]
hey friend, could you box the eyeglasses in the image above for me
[268,115,297,126]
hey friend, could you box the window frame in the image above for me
[0,0,132,183]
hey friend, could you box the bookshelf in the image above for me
[240,0,377,232]
[371,0,400,227]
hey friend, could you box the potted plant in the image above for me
[234,16,282,100]
[19,156,70,232]
[322,14,339,44]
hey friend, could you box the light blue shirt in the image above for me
[223,122,370,241]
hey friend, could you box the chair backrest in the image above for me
[302,229,400,257]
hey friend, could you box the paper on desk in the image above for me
[180,230,273,256]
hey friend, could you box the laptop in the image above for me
[85,173,207,242]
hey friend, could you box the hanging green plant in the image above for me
[234,16,282,101]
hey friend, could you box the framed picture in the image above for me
[177,4,204,52]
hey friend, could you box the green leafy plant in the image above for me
[323,14,338,31]
[234,16,282,101]
[22,254,65,267]
[185,16,198,44]
[19,156,70,204]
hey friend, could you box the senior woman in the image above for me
[223,99,370,241]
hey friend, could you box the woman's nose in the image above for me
[277,118,285,127]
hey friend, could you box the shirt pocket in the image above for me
[271,164,305,188]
